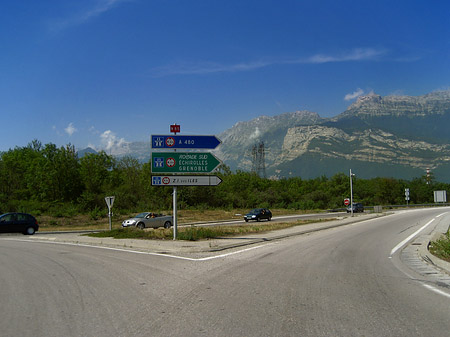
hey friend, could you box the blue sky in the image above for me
[1,0,449,153]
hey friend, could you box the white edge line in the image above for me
[390,219,435,256]
[1,238,268,261]
[423,284,450,299]
[195,244,270,261]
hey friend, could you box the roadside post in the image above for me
[151,126,222,240]
[405,188,410,206]
[105,196,115,230]
[349,169,355,217]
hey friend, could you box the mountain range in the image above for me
[80,91,450,182]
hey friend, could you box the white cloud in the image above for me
[64,122,77,136]
[152,60,271,77]
[100,130,129,155]
[88,126,100,135]
[152,48,387,77]
[307,48,386,64]
[344,88,365,101]
[48,0,131,32]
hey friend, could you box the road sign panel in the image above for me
[344,198,350,206]
[105,196,115,209]
[152,175,222,186]
[170,124,180,134]
[151,152,221,173]
[151,135,221,149]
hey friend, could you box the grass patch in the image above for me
[86,219,324,241]
[429,232,450,263]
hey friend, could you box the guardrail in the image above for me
[328,203,450,213]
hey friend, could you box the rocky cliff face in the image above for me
[216,110,323,171]
[217,91,450,181]
[278,126,450,169]
[337,91,450,118]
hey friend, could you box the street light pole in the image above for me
[350,169,355,217]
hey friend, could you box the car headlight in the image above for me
[252,215,256,218]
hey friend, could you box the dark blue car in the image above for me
[244,208,272,222]
[0,213,39,235]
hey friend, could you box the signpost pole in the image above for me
[170,124,179,240]
[405,188,410,206]
[349,169,354,217]
[105,196,115,230]
[173,186,177,240]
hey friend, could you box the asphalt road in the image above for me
[184,211,348,227]
[1,208,450,336]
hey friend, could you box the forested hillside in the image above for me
[1,141,448,216]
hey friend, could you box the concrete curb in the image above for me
[207,213,386,251]
[417,233,450,276]
[28,213,386,254]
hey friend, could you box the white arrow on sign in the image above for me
[152,175,222,186]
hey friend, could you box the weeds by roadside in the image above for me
[86,219,324,241]
[429,231,450,263]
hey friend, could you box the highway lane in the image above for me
[1,208,450,336]
[183,211,348,227]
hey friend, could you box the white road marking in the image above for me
[423,284,450,299]
[1,238,269,261]
[390,219,435,256]
[390,211,449,257]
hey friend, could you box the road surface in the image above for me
[1,208,450,336]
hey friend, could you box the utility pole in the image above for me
[251,142,266,178]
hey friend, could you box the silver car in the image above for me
[122,212,172,229]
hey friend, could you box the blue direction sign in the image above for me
[151,135,221,149]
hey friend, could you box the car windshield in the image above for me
[249,209,262,214]
[134,212,149,218]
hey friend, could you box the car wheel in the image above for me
[268,217,272,221]
[256,217,261,222]
[24,227,35,235]
[245,219,248,222]
[137,222,145,230]
[164,221,172,229]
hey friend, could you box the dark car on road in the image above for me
[0,212,39,235]
[347,203,364,213]
[244,208,272,222]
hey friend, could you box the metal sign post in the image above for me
[170,124,179,240]
[349,169,355,217]
[105,196,115,230]
[405,188,410,206]
[173,187,177,240]
[151,124,223,240]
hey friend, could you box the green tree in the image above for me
[78,151,115,209]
